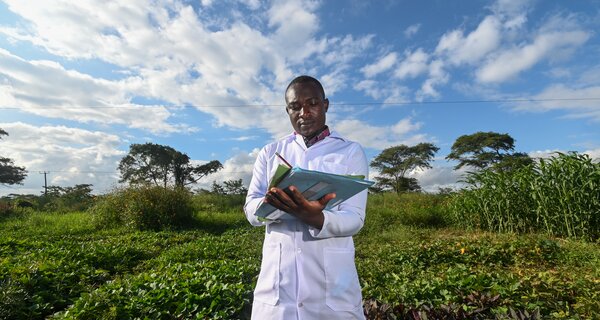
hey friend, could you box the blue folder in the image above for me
[255,166,374,219]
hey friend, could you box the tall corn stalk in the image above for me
[449,152,599,240]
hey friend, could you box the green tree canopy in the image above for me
[370,143,439,193]
[0,128,27,185]
[118,143,222,188]
[211,179,248,195]
[43,184,95,211]
[446,131,532,171]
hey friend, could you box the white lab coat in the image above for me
[244,131,368,320]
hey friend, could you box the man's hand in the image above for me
[264,186,336,229]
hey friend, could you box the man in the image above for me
[244,75,368,319]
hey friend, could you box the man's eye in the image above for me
[288,103,300,111]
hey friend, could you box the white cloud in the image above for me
[319,34,374,95]
[353,79,410,103]
[404,23,421,38]
[394,48,429,80]
[436,15,502,66]
[368,165,466,193]
[529,148,600,161]
[585,148,600,161]
[509,84,600,121]
[268,0,320,63]
[361,52,397,78]
[0,122,124,196]
[333,118,429,150]
[408,166,466,193]
[320,34,375,67]
[239,0,261,10]
[0,49,190,134]
[0,0,374,141]
[477,30,590,83]
[416,59,448,100]
[0,122,263,196]
[196,148,259,190]
[528,149,562,160]
[0,0,162,62]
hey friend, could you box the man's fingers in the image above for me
[318,193,336,206]
[268,188,297,211]
[288,186,335,208]
[266,192,289,211]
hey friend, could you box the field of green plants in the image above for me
[0,193,598,319]
[1,153,599,319]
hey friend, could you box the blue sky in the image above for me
[1,0,599,196]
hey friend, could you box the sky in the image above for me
[1,0,599,196]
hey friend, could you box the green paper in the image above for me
[268,164,291,188]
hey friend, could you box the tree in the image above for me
[210,181,226,195]
[446,131,532,171]
[370,143,439,193]
[43,184,95,211]
[492,152,533,172]
[118,143,222,188]
[211,179,248,195]
[0,128,27,185]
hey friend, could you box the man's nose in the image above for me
[299,104,311,117]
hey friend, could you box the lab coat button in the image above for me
[298,302,303,307]
[297,248,302,254]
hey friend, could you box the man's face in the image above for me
[285,82,329,137]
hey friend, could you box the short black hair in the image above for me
[285,75,326,100]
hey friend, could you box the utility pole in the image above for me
[39,171,49,196]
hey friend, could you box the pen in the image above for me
[275,151,293,168]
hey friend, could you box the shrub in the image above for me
[0,200,13,218]
[0,200,36,219]
[89,186,195,230]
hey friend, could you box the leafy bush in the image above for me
[89,186,195,230]
[449,152,600,240]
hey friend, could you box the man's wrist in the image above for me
[301,211,324,229]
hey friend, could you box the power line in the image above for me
[28,170,118,174]
[1,97,599,110]
[26,169,253,174]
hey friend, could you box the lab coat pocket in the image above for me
[324,247,362,311]
[253,242,281,305]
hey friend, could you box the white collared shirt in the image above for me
[244,130,368,320]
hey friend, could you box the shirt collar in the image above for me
[298,125,330,148]
[285,128,346,145]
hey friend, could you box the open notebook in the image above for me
[255,156,374,220]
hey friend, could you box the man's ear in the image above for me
[324,98,329,112]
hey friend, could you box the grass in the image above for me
[0,211,95,236]
[0,193,599,319]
